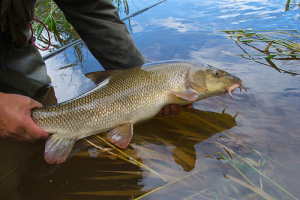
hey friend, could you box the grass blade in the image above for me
[0,167,18,181]
[225,174,275,200]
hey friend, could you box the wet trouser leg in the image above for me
[54,0,145,70]
[0,43,49,97]
[0,0,144,96]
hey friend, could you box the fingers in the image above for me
[24,119,49,140]
[13,132,36,143]
[157,104,179,116]
[157,104,194,117]
[0,128,36,142]
[183,104,193,109]
[24,98,49,140]
[162,104,171,116]
[0,93,49,142]
[170,104,180,115]
[157,109,163,116]
[3,120,49,142]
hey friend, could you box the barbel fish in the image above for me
[31,61,246,164]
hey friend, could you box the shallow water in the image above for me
[1,0,300,199]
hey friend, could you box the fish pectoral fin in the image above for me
[44,135,76,164]
[171,91,199,101]
[107,123,133,149]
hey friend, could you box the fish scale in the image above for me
[33,64,184,136]
[31,61,246,164]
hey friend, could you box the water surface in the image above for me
[0,0,300,199]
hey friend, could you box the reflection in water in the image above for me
[0,108,238,200]
[150,17,203,33]
[285,0,300,11]
[221,29,300,76]
[136,108,237,172]
[1,0,300,199]
[67,108,239,198]
[35,0,162,56]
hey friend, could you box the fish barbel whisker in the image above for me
[241,83,247,93]
[226,83,247,101]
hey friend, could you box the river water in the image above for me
[0,0,299,199]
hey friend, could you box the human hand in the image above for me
[157,104,193,116]
[0,93,49,142]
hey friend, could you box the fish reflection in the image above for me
[136,107,237,172]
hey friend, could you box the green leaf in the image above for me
[64,21,70,29]
[264,55,277,59]
[47,14,57,31]
[36,15,50,39]
[123,0,129,15]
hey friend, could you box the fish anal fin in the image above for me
[171,91,199,101]
[85,70,117,85]
[44,135,76,164]
[107,124,133,149]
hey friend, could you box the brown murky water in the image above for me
[1,0,300,199]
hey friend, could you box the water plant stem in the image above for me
[218,152,256,188]
[85,136,167,182]
[134,169,201,200]
[224,174,275,200]
[230,151,299,200]
[0,166,18,181]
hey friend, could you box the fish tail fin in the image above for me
[44,135,76,164]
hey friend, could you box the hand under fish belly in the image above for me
[31,61,246,164]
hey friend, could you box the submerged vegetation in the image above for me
[0,167,18,182]
[0,1,295,200]
[35,0,70,38]
[285,0,300,11]
[34,0,130,39]
[220,29,300,76]
[69,106,298,200]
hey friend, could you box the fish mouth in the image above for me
[225,83,247,100]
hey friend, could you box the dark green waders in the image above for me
[0,0,145,97]
[54,0,145,70]
[0,2,145,198]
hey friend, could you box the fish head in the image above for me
[187,64,246,100]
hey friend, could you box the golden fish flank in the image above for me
[31,61,246,164]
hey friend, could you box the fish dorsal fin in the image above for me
[44,135,76,164]
[85,70,117,85]
[107,123,133,149]
[171,91,199,101]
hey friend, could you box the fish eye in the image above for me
[212,70,220,77]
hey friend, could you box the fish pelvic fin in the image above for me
[107,123,133,149]
[44,135,76,164]
[171,91,199,101]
